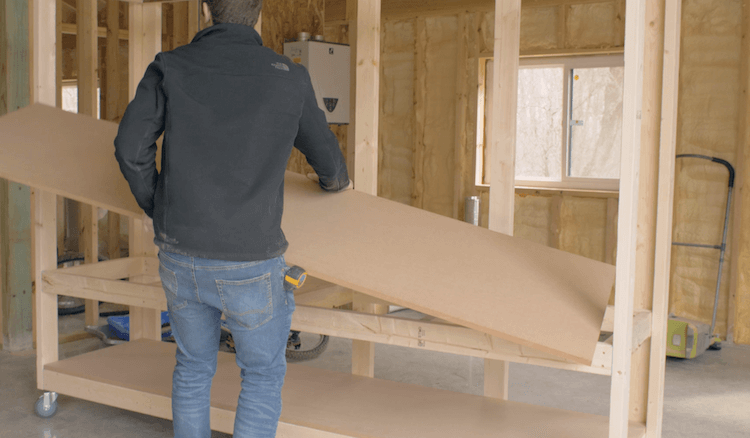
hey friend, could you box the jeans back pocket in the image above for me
[216,273,273,330]
[160,264,188,311]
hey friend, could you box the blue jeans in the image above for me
[158,251,294,438]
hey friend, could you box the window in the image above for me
[62,81,101,119]
[478,55,624,191]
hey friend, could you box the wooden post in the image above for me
[29,0,57,358]
[646,1,682,436]
[630,0,666,424]
[128,216,160,341]
[80,205,100,326]
[77,0,98,117]
[55,0,62,108]
[609,0,647,436]
[33,190,58,388]
[349,0,380,195]
[103,0,122,260]
[488,0,520,235]
[104,0,120,121]
[32,0,56,106]
[0,0,33,351]
[77,0,100,326]
[347,0,384,378]
[485,0,522,401]
[128,2,163,342]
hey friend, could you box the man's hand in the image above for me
[306,173,320,184]
[307,173,353,192]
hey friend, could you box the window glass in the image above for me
[62,84,101,119]
[568,66,624,179]
[515,66,563,180]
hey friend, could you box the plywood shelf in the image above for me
[45,340,645,438]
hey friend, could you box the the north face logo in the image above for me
[272,62,289,71]
[324,98,338,113]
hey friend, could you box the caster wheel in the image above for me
[35,393,58,418]
[709,341,722,351]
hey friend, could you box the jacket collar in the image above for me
[191,23,264,46]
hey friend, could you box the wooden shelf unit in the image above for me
[16,0,684,437]
[41,259,649,438]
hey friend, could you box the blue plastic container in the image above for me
[107,311,171,341]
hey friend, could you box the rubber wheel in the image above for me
[285,334,329,363]
[709,341,722,351]
[222,331,329,362]
[35,395,58,418]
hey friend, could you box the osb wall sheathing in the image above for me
[670,0,743,340]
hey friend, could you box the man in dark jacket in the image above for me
[114,0,349,436]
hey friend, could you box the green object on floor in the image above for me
[666,316,721,359]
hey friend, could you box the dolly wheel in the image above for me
[709,340,722,351]
[35,392,58,418]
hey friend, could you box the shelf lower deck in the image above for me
[44,340,645,438]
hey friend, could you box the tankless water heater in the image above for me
[284,37,350,125]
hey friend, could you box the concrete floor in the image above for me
[1,311,749,438]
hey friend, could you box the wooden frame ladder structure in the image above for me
[9,0,684,437]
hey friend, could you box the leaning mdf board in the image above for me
[282,171,615,365]
[0,104,142,216]
[0,104,614,364]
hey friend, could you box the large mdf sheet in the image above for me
[1,104,614,364]
[0,104,141,216]
[282,171,615,364]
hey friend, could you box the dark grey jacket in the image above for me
[114,23,349,261]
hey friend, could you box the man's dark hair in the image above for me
[204,0,262,27]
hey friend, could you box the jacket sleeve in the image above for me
[293,66,350,192]
[114,54,167,217]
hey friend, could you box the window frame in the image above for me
[477,54,624,192]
